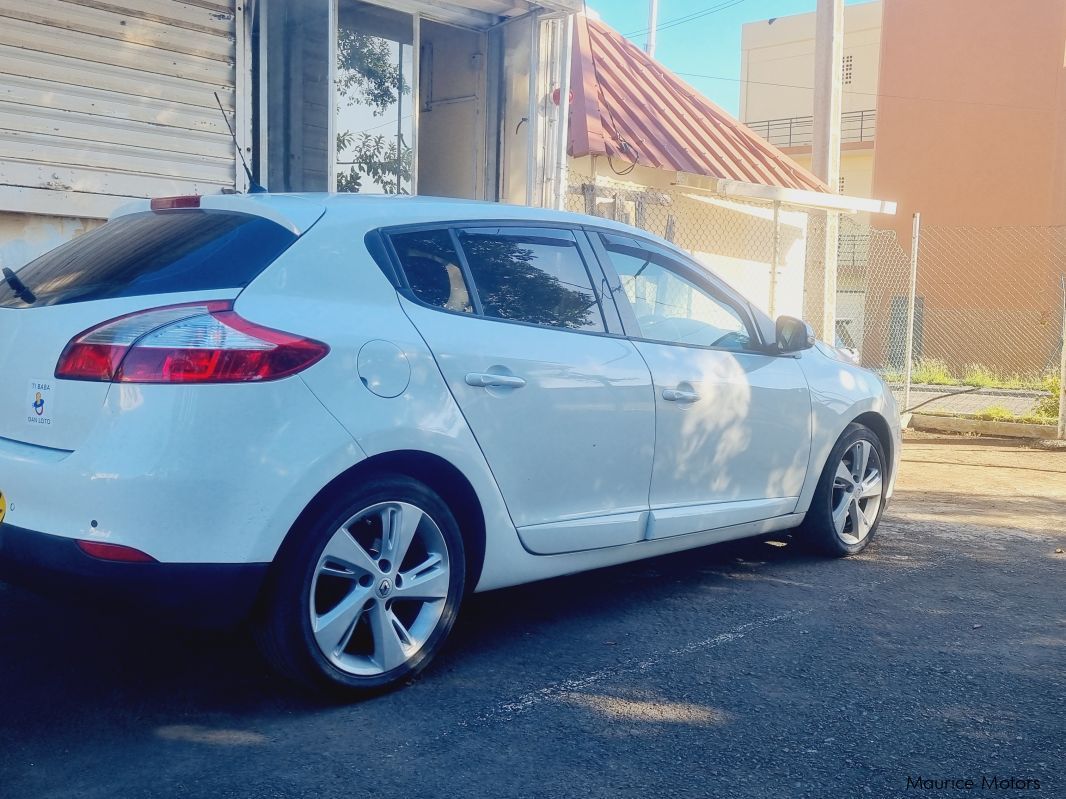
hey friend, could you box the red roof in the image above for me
[569,14,828,192]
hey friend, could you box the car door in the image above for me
[388,224,656,554]
[592,231,812,540]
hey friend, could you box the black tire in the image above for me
[797,422,887,557]
[255,474,466,698]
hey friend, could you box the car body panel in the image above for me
[0,375,363,563]
[634,342,812,513]
[401,298,656,538]
[0,290,238,452]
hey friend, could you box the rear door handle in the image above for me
[465,372,527,389]
[662,388,700,402]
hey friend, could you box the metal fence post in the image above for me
[902,211,921,415]
[1058,275,1065,440]
[769,200,781,318]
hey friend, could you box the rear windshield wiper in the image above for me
[2,267,36,304]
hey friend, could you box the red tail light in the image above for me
[55,302,329,383]
[77,540,157,563]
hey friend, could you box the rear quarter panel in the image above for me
[236,212,525,591]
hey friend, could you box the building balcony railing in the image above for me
[745,109,877,148]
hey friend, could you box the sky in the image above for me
[589,0,867,117]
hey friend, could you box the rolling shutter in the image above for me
[0,0,243,218]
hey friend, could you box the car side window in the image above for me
[599,234,753,351]
[456,228,606,332]
[390,229,474,314]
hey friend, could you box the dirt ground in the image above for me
[895,430,1066,537]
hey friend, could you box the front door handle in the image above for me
[465,372,527,389]
[662,388,700,402]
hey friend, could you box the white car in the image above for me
[0,194,900,695]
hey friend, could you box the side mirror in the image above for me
[775,315,816,353]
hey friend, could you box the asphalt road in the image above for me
[1,436,1063,799]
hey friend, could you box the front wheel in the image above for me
[255,475,466,697]
[798,423,887,557]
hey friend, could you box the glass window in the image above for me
[335,1,414,195]
[0,211,297,309]
[601,235,752,350]
[390,229,473,313]
[457,229,605,332]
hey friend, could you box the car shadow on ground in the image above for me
[0,533,820,724]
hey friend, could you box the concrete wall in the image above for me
[787,145,875,199]
[0,213,102,272]
[740,1,882,122]
[870,0,1066,374]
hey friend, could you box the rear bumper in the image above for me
[0,523,268,628]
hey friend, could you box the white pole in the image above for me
[646,0,659,59]
[769,200,780,318]
[553,15,574,211]
[811,0,843,342]
[411,14,420,195]
[1057,276,1065,440]
[525,16,541,206]
[903,211,921,415]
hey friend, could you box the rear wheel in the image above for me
[256,475,465,696]
[798,423,887,557]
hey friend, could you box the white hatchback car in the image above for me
[0,194,899,695]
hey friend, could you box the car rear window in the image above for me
[0,210,298,308]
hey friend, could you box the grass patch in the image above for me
[883,360,1057,393]
[972,404,1056,426]
[1033,374,1061,419]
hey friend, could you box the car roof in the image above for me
[114,192,680,251]
[289,192,666,238]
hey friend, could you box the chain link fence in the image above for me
[566,170,1065,434]
[899,224,1065,424]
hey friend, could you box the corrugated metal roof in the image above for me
[569,14,828,192]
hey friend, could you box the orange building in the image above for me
[743,0,1066,374]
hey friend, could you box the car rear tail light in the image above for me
[55,301,329,383]
[150,195,201,211]
[77,540,157,563]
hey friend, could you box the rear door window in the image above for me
[0,210,298,308]
[389,228,474,314]
[456,227,606,332]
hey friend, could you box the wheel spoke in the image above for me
[321,528,378,576]
[861,470,883,498]
[369,602,411,671]
[380,504,423,568]
[852,441,871,482]
[850,497,873,541]
[313,587,371,655]
[835,460,856,487]
[395,554,449,602]
[833,495,851,534]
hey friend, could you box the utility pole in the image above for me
[646,0,659,59]
[809,0,843,341]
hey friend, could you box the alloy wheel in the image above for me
[309,501,451,676]
[830,439,884,547]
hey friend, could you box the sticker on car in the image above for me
[27,379,54,427]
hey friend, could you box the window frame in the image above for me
[587,228,772,355]
[372,219,627,339]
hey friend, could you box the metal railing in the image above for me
[745,109,877,148]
